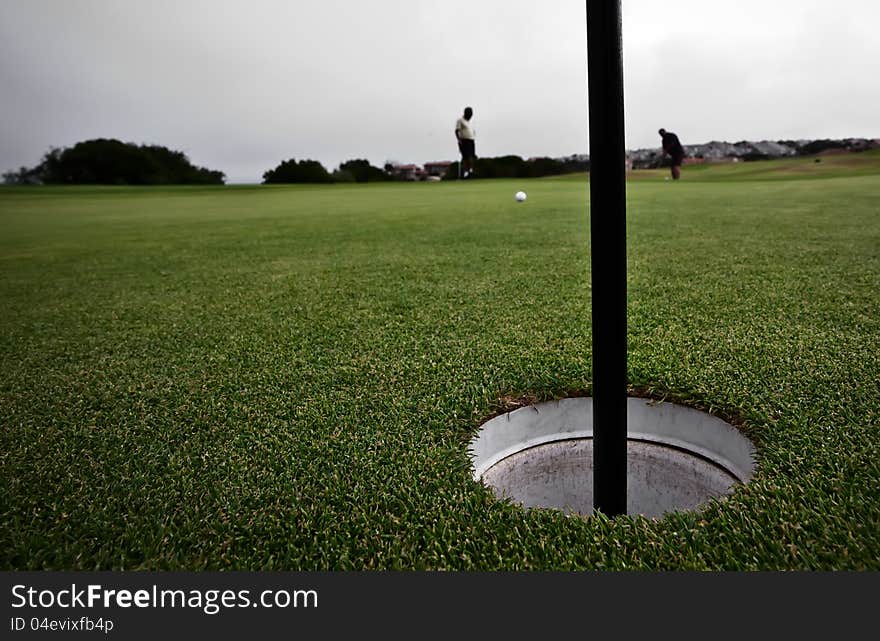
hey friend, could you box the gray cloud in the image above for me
[2,0,878,182]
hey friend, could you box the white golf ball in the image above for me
[515,191,527,202]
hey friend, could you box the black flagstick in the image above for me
[587,0,628,516]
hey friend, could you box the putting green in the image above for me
[1,155,879,569]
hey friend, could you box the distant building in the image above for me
[387,162,453,181]
[423,161,452,177]
[390,164,423,181]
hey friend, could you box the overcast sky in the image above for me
[2,0,878,182]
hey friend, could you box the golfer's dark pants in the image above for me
[459,139,475,160]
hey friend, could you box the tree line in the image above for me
[263,155,590,183]
[445,155,590,180]
[3,139,225,185]
[262,158,388,184]
[4,139,591,186]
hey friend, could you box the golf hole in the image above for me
[470,397,756,518]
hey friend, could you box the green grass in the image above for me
[1,155,879,570]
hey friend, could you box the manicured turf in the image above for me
[1,156,879,570]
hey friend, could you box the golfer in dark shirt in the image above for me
[659,128,685,180]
